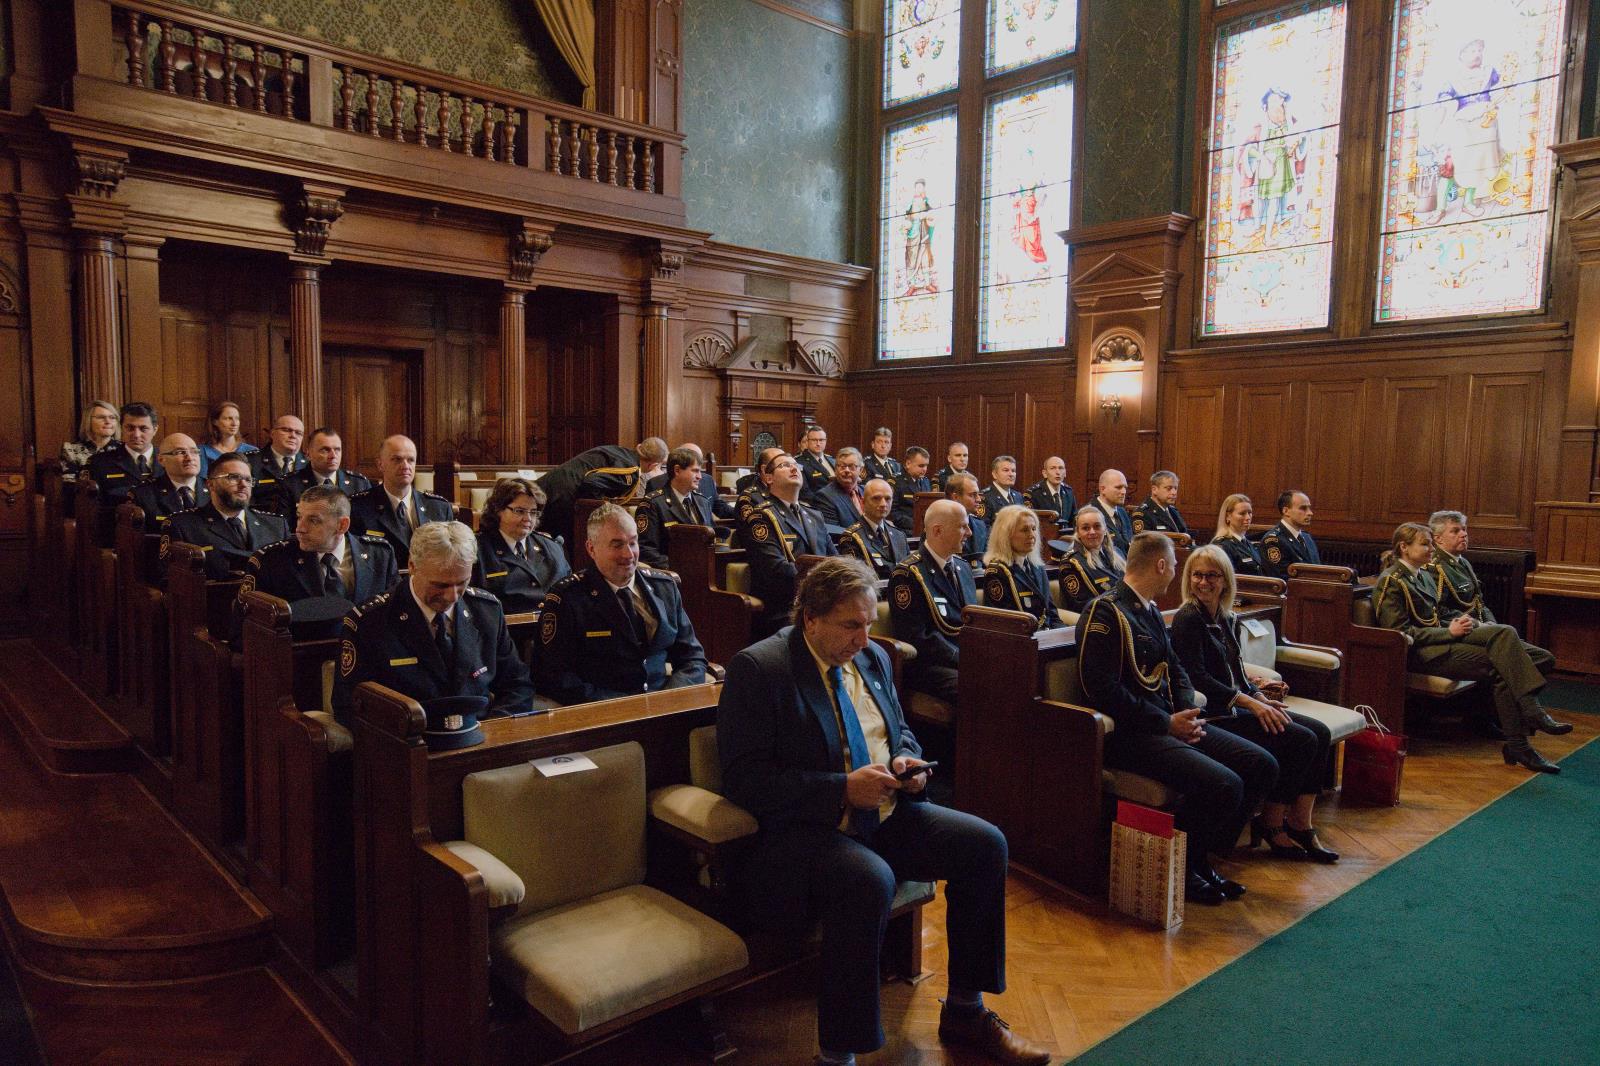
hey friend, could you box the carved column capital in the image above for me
[511,224,555,285]
[288,190,345,259]
[645,240,694,308]
[71,151,127,199]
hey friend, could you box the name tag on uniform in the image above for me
[933,596,948,606]
[486,570,508,579]
[471,665,489,679]
[199,545,213,552]
[585,630,612,638]
[365,529,386,537]
[390,656,418,666]
[105,473,125,479]
[1020,592,1033,602]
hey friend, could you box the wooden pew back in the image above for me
[71,477,119,695]
[35,461,73,646]
[113,502,171,755]
[666,523,754,666]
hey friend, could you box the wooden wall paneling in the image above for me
[20,223,77,462]
[122,236,165,420]
[937,395,978,460]
[1378,375,1450,523]
[1301,378,1365,522]
[978,393,1017,467]
[1021,392,1067,479]
[899,396,939,454]
[156,312,214,442]
[1232,382,1293,510]
[1164,384,1225,519]
[1465,372,1542,530]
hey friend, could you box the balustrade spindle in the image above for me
[483,108,500,162]
[642,140,656,193]
[159,20,176,93]
[438,92,453,151]
[462,98,476,157]
[503,110,519,163]
[279,50,296,117]
[191,33,207,99]
[125,14,146,88]
[338,66,355,131]
[366,75,380,136]
[222,36,238,107]
[414,86,428,146]
[252,44,266,112]
[391,79,406,141]
[582,127,598,181]
[566,121,580,177]
[546,117,561,173]
[605,131,620,186]
[622,135,637,190]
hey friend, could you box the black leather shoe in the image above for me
[1285,826,1339,864]
[1185,871,1226,905]
[1199,864,1246,898]
[937,1004,1052,1065]
[1531,712,1574,736]
[1504,741,1560,774]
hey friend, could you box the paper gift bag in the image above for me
[1109,801,1186,929]
[1342,704,1406,806]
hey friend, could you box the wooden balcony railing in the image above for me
[88,0,674,196]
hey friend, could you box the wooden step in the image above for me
[0,640,132,773]
[0,707,273,982]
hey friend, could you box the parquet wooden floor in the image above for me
[576,714,1599,1065]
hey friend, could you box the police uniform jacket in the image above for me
[248,450,309,498]
[983,560,1064,630]
[963,513,990,565]
[1168,601,1260,715]
[636,485,715,568]
[863,453,902,483]
[247,531,396,605]
[934,465,970,492]
[795,450,835,504]
[888,550,977,673]
[469,528,569,614]
[740,499,836,621]
[1075,582,1198,740]
[1430,551,1492,623]
[1058,544,1121,613]
[131,474,202,527]
[889,473,931,532]
[1133,497,1188,536]
[734,481,771,530]
[533,565,708,705]
[1089,498,1135,553]
[645,472,735,520]
[333,582,536,724]
[840,518,910,579]
[265,465,372,515]
[348,484,455,569]
[538,445,643,546]
[1026,480,1077,535]
[733,471,765,499]
[1213,533,1265,577]
[981,484,1027,519]
[167,502,289,580]
[1259,521,1321,578]
[813,480,865,532]
[87,444,157,504]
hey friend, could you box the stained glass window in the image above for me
[1375,0,1569,322]
[879,112,959,359]
[1202,1,1348,336]
[987,0,1076,75]
[885,0,962,106]
[979,80,1072,352]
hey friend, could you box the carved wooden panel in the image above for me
[1023,392,1068,478]
[978,394,1017,463]
[1466,373,1541,529]
[937,396,978,458]
[158,313,215,442]
[1165,384,1224,516]
[324,347,419,474]
[1379,376,1450,523]
[1233,382,1292,510]
[1302,379,1364,522]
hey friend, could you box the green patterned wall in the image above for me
[170,0,562,99]
[682,0,857,263]
[1080,0,1192,226]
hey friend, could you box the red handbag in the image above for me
[1343,705,1406,806]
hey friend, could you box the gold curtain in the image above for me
[532,0,597,109]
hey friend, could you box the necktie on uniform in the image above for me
[322,477,334,488]
[321,553,343,597]
[136,454,150,478]
[827,665,878,840]
[433,612,454,677]
[514,539,527,560]
[177,485,193,509]
[616,587,643,644]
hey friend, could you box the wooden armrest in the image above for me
[648,784,759,847]
[1286,562,1356,583]
[1275,643,1342,671]
[705,663,727,682]
[441,840,526,910]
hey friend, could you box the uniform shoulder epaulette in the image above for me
[418,488,450,502]
[356,532,387,545]
[644,487,666,500]
[344,589,391,626]
[464,585,496,601]
[257,538,296,557]
[549,571,585,594]
[892,551,921,575]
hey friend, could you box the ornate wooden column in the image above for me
[285,183,344,429]
[1553,139,1600,501]
[66,145,130,405]
[642,243,690,437]
[502,223,553,464]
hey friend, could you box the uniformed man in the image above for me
[1058,506,1125,614]
[1025,456,1077,538]
[740,452,836,638]
[944,472,989,563]
[734,445,785,519]
[863,426,903,483]
[796,425,836,505]
[470,477,569,613]
[348,435,453,569]
[131,432,203,527]
[1089,469,1135,554]
[1427,512,1552,676]
[247,414,308,498]
[1259,490,1321,579]
[888,499,975,706]
[841,478,910,579]
[533,502,708,705]
[890,446,933,533]
[814,447,867,532]
[637,447,716,568]
[167,451,289,580]
[87,401,160,506]
[644,442,735,520]
[245,485,397,610]
[980,455,1027,518]
[1077,533,1275,905]
[536,441,654,548]
[1133,470,1188,536]
[637,436,669,485]
[264,427,371,515]
[934,441,971,492]
[333,521,537,725]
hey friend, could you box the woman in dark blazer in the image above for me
[1057,506,1124,613]
[981,505,1063,630]
[1168,544,1337,863]
[471,477,570,614]
[1212,493,1265,577]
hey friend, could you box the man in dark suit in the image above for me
[740,452,836,638]
[944,472,989,563]
[349,435,454,569]
[264,428,371,515]
[167,451,289,580]
[247,413,308,498]
[87,401,160,506]
[333,520,537,725]
[733,445,785,521]
[717,557,1048,1066]
[1025,455,1077,538]
[536,441,650,548]
[1075,532,1277,905]
[888,499,976,706]
[890,446,932,534]
[643,442,734,520]
[1133,469,1189,536]
[246,485,396,609]
[980,454,1027,518]
[795,424,835,505]
[637,446,718,568]
[814,447,867,532]
[841,478,910,579]
[1260,489,1321,578]
[131,432,203,527]
[534,502,708,705]
[862,427,902,484]
[1089,468,1135,554]
[934,441,971,492]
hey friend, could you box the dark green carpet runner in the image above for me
[1069,726,1599,1065]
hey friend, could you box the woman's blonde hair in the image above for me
[984,504,1042,568]
[78,400,119,442]
[1214,493,1253,541]
[1181,543,1238,619]
[1380,522,1432,570]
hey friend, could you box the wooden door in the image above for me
[740,408,799,465]
[323,347,419,475]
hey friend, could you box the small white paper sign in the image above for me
[520,469,542,480]
[458,471,478,481]
[530,752,598,777]
[1241,618,1269,638]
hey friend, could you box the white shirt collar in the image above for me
[325,535,347,564]
[387,486,412,512]
[126,444,153,462]
[923,545,953,571]
[604,574,637,596]
[171,477,197,490]
[500,530,524,555]
[409,576,452,629]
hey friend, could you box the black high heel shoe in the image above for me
[1250,815,1309,859]
[1284,825,1339,864]
[1503,741,1560,774]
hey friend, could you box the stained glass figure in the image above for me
[979,80,1072,352]
[880,112,959,359]
[885,0,962,106]
[1376,0,1569,321]
[987,0,1076,75]
[1202,1,1348,336]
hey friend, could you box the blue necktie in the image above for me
[827,665,879,840]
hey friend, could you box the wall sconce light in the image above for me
[1095,365,1140,422]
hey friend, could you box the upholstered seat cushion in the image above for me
[892,880,936,910]
[647,784,759,844]
[441,840,527,908]
[1283,696,1367,744]
[724,562,750,595]
[1276,645,1341,671]
[1406,673,1475,697]
[1102,769,1177,808]
[491,884,748,1036]
[302,709,352,754]
[907,690,954,727]
[1244,664,1284,685]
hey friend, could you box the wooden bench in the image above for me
[113,502,172,758]
[667,524,758,667]
[33,461,74,649]
[71,478,119,697]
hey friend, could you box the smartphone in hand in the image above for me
[895,760,938,782]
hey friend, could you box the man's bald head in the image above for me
[157,432,201,481]
[379,435,418,493]
[1097,468,1128,505]
[923,498,970,558]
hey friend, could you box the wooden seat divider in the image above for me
[352,681,723,1066]
[71,478,119,697]
[667,523,757,666]
[113,501,172,759]
[33,461,74,649]
[1282,566,1416,734]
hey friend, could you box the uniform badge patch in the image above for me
[1132,515,1146,533]
[1266,545,1283,564]
[240,574,256,596]
[893,582,912,610]
[636,510,651,532]
[986,577,1003,603]
[340,638,357,676]
[751,522,770,542]
[1065,574,1082,596]
[159,534,170,560]
[541,610,558,644]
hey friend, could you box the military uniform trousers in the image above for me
[1410,623,1554,736]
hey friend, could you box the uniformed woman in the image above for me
[982,505,1063,630]
[1212,493,1265,577]
[1057,506,1124,613]
[471,477,570,614]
